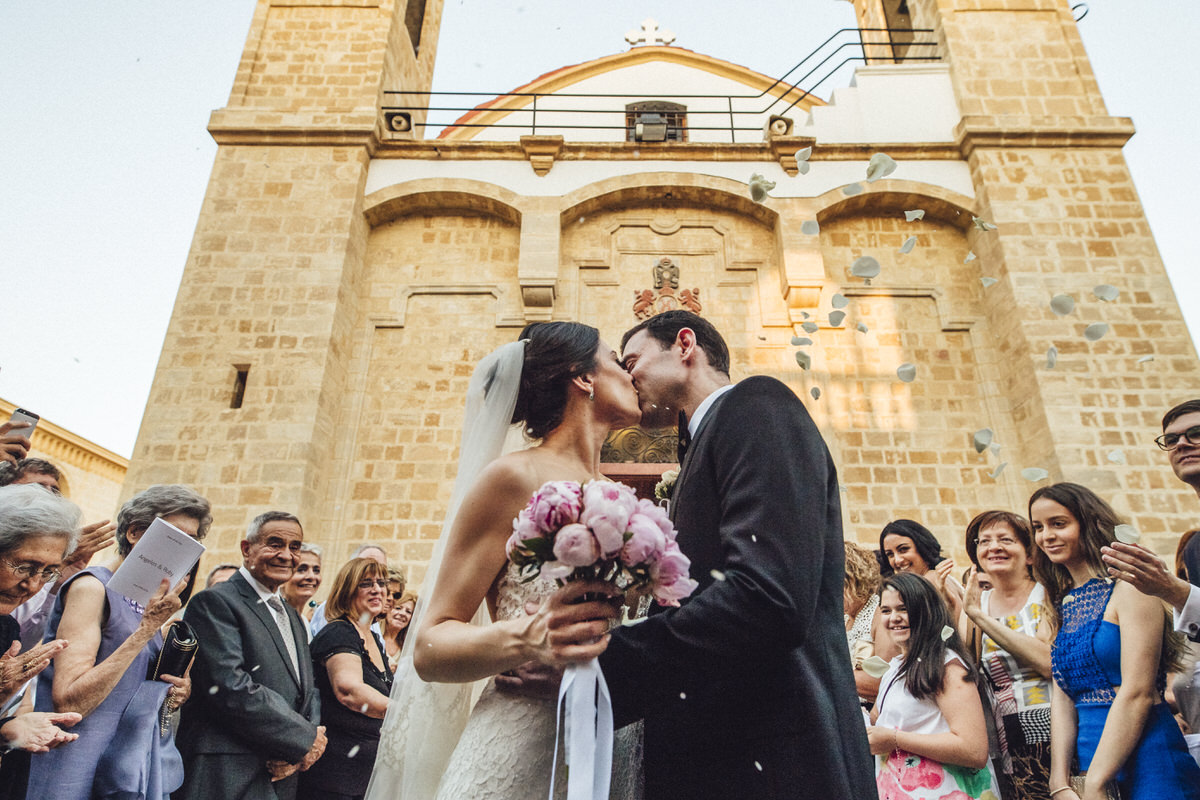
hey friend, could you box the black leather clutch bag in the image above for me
[149,620,199,680]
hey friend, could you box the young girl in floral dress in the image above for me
[868,572,1001,800]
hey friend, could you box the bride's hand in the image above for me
[525,580,621,667]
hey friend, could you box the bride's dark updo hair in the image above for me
[512,322,600,439]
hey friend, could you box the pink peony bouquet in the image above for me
[505,479,698,607]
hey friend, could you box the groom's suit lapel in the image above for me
[669,387,734,522]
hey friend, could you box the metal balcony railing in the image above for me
[381,28,939,142]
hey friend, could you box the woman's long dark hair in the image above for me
[879,519,944,576]
[880,572,977,703]
[1029,482,1187,670]
[512,322,599,439]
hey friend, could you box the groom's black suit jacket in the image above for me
[601,377,875,800]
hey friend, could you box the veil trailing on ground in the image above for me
[365,340,526,800]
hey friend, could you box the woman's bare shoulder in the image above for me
[467,451,545,504]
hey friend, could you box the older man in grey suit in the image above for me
[174,512,326,800]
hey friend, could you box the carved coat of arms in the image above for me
[633,257,702,319]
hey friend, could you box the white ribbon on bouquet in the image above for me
[549,657,613,800]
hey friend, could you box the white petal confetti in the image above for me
[940,625,955,642]
[989,462,1008,479]
[810,387,821,400]
[972,428,993,454]
[851,256,881,282]
[963,251,976,264]
[831,293,849,309]
[1050,294,1075,316]
[680,691,687,699]
[896,363,917,383]
[795,146,812,162]
[904,209,925,222]
[801,321,820,334]
[710,569,727,582]
[861,656,891,678]
[754,761,763,772]
[842,182,864,196]
[1137,355,1154,364]
[829,310,846,327]
[980,277,998,289]
[1106,450,1126,464]
[972,216,998,231]
[749,173,775,203]
[1021,467,1049,482]
[1113,524,1140,544]
[801,219,820,235]
[251,664,261,672]
[990,442,1002,456]
[1083,322,1110,342]
[797,161,811,175]
[791,336,812,346]
[899,235,917,254]
[1046,346,1058,369]
[866,152,898,182]
[856,322,869,334]
[795,351,811,370]
[208,686,219,695]
[348,745,361,759]
[800,311,811,320]
[1093,285,1120,302]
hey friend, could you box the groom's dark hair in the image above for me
[621,311,730,376]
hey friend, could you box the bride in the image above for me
[366,321,644,800]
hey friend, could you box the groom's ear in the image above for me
[675,327,697,363]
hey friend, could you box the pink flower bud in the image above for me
[552,523,600,567]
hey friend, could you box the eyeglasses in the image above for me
[357,579,388,590]
[1,557,61,583]
[1155,425,1200,451]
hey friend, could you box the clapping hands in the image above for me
[0,638,68,704]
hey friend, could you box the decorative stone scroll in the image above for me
[601,426,677,463]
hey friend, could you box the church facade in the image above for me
[123,0,1200,582]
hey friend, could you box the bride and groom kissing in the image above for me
[365,311,875,800]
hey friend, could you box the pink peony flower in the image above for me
[650,543,698,606]
[527,481,583,531]
[552,523,601,567]
[621,511,667,566]
[579,481,638,557]
[634,498,673,539]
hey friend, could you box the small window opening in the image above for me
[231,365,249,409]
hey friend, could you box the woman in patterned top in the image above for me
[960,510,1054,800]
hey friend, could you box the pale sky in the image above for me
[0,1,1195,458]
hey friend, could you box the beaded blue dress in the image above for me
[1051,577,1200,799]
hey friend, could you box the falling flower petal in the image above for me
[251,664,261,672]
[791,336,812,346]
[749,173,775,203]
[795,351,811,370]
[842,183,865,197]
[898,235,917,254]
[972,216,998,231]
[990,442,1002,455]
[1137,355,1154,364]
[862,656,891,678]
[904,209,925,222]
[829,310,846,327]
[795,146,812,162]
[856,322,869,334]
[989,462,1008,479]
[940,625,955,642]
[801,311,810,320]
[801,321,820,334]
[801,219,820,235]
[810,387,821,400]
[1050,294,1075,316]
[851,256,880,282]
[1046,346,1058,369]
[1113,524,1140,544]
[1093,284,1120,302]
[1107,450,1126,464]
[866,152,898,182]
[963,251,976,264]
[1083,322,1110,342]
[980,277,998,289]
[1021,467,1049,482]
[896,363,917,383]
[831,293,849,309]
[208,686,219,695]
[680,692,687,699]
[754,761,763,773]
[710,569,727,582]
[973,428,993,454]
[797,161,811,175]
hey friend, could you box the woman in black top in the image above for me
[299,557,393,800]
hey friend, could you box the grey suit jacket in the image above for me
[174,572,320,798]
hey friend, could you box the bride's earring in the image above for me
[588,387,595,402]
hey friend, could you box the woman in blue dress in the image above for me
[1030,482,1200,800]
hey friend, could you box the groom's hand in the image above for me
[495,660,562,700]
[533,580,621,667]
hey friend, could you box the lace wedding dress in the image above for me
[432,564,643,800]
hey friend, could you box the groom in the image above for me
[548,311,874,799]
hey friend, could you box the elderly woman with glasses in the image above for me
[26,484,211,800]
[298,557,393,800]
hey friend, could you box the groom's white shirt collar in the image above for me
[689,383,735,438]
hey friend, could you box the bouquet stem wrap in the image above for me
[550,657,613,800]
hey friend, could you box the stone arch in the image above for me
[558,172,778,230]
[362,178,524,227]
[813,180,978,228]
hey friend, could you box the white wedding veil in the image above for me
[366,339,526,800]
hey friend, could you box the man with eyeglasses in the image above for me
[1102,399,1200,637]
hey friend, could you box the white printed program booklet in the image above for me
[107,517,206,607]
